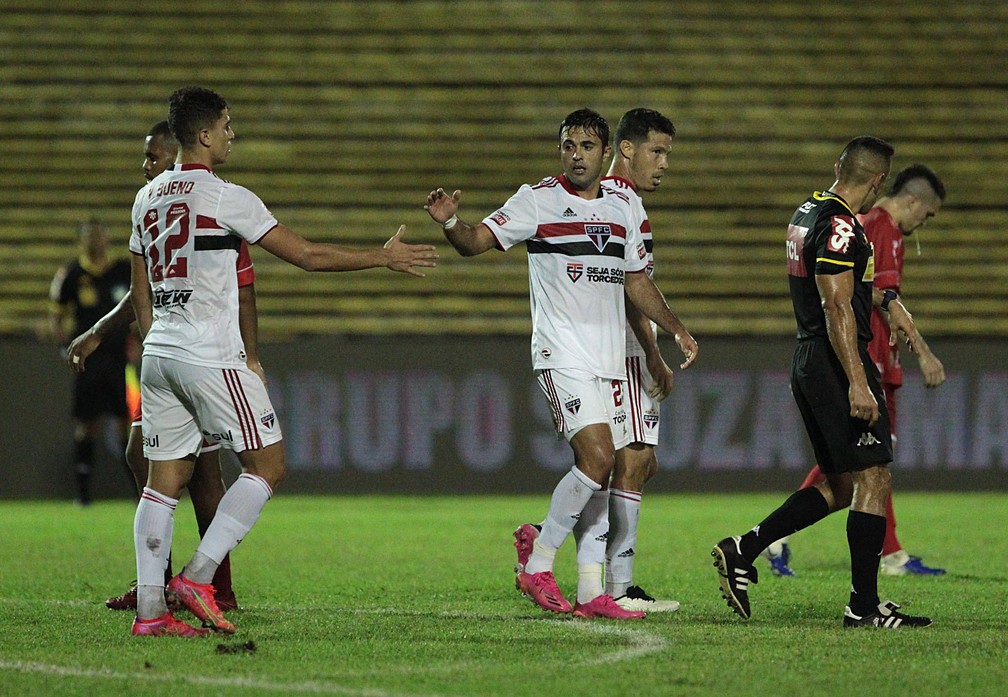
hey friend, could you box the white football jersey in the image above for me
[129,164,278,368]
[484,174,649,379]
[602,176,657,359]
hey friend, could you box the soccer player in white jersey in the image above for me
[425,108,697,619]
[601,108,682,612]
[67,120,255,613]
[128,86,437,637]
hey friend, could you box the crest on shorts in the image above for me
[585,224,612,251]
[564,398,581,415]
[643,412,659,429]
[260,409,276,429]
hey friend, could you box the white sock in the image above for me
[525,466,600,575]
[605,488,641,598]
[186,472,272,584]
[134,488,177,619]
[574,489,609,603]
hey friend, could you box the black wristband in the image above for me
[880,289,898,311]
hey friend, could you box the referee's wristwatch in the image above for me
[880,289,898,311]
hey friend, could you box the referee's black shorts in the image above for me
[73,355,128,421]
[790,338,892,474]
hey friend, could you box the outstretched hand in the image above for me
[384,225,439,277]
[424,188,462,224]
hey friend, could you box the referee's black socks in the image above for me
[847,510,886,615]
[738,487,830,563]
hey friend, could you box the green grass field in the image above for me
[0,492,1005,696]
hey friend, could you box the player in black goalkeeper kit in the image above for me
[711,136,932,628]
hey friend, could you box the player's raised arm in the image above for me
[256,223,438,277]
[424,187,498,257]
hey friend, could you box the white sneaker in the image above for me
[880,550,911,576]
[613,585,680,613]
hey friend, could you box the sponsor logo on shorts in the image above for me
[612,410,627,425]
[142,434,159,448]
[565,398,581,415]
[567,262,583,282]
[260,409,275,429]
[856,432,881,446]
[617,547,635,558]
[202,429,234,443]
[585,224,612,251]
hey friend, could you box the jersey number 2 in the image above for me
[144,203,190,281]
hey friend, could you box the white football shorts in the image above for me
[536,367,630,449]
[625,355,662,446]
[140,355,282,460]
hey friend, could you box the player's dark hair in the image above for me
[614,108,676,146]
[168,86,228,148]
[560,108,610,146]
[887,163,946,201]
[837,135,894,185]
[148,120,173,140]
[148,120,179,150]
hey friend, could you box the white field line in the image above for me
[0,660,441,697]
[0,602,670,691]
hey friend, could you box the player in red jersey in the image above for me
[66,121,257,611]
[764,164,948,577]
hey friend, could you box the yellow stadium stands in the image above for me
[1,1,1006,337]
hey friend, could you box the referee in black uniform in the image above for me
[711,136,932,629]
[49,219,132,505]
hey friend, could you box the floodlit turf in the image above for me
[0,492,1005,696]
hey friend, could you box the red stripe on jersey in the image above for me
[196,214,224,229]
[532,176,561,190]
[536,222,628,240]
[602,176,637,193]
[601,185,631,205]
[236,240,255,287]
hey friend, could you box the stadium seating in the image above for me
[1,1,1005,336]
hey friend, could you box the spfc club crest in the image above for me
[585,224,612,251]
[260,409,276,429]
[643,412,660,429]
[567,262,583,282]
[565,398,581,415]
